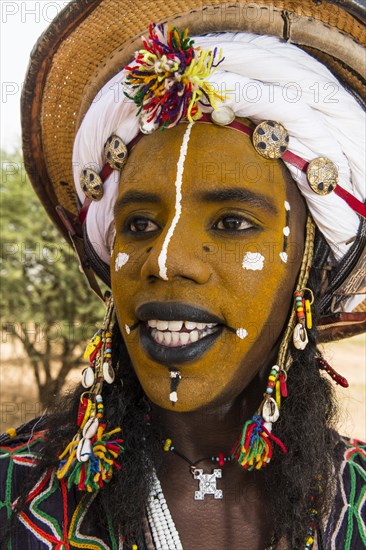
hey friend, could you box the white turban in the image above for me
[73,32,365,272]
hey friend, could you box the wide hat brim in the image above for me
[21,0,366,341]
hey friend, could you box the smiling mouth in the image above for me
[136,302,225,365]
[147,320,220,347]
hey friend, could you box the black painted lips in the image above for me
[136,302,224,366]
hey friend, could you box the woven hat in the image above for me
[21,0,366,342]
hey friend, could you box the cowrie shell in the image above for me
[76,437,92,462]
[81,366,95,388]
[82,416,99,439]
[262,398,279,423]
[103,362,115,384]
[263,421,273,433]
[293,323,308,350]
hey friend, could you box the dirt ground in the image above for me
[0,334,365,439]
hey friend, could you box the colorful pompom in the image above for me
[124,23,224,129]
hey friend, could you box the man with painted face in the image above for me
[1,1,365,549]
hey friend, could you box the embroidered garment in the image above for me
[0,420,365,549]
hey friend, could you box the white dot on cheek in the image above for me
[242,252,265,271]
[283,226,290,237]
[115,252,129,271]
[236,328,248,340]
[280,252,288,263]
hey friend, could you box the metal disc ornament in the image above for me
[306,157,338,195]
[80,168,104,201]
[104,135,128,170]
[211,106,235,126]
[139,114,159,134]
[252,120,289,159]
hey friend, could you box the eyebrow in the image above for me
[114,191,161,216]
[114,187,278,216]
[197,188,278,215]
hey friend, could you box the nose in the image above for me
[140,216,212,284]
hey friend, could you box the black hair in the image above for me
[5,230,340,549]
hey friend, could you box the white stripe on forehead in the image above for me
[157,123,194,280]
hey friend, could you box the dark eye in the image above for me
[215,215,253,231]
[128,217,159,233]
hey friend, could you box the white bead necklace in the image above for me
[146,472,183,550]
[145,473,299,550]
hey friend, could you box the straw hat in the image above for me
[21,0,366,341]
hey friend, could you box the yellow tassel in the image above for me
[275,379,281,408]
[108,450,119,459]
[94,472,101,483]
[57,448,77,479]
[93,444,107,452]
[58,439,78,461]
[80,400,93,430]
[6,428,17,439]
[305,299,312,329]
[106,427,122,437]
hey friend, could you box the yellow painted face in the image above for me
[111,121,307,412]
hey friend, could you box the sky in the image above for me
[1,1,70,151]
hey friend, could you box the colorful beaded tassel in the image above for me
[231,366,288,470]
[57,297,124,491]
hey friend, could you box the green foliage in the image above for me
[0,149,105,406]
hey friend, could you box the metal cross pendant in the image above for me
[192,468,223,500]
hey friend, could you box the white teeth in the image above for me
[147,319,218,331]
[171,332,180,345]
[184,321,218,330]
[150,326,219,347]
[163,331,172,345]
[156,331,164,344]
[168,320,183,331]
[179,332,190,345]
[189,330,199,343]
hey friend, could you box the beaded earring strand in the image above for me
[56,295,125,491]
[232,216,315,472]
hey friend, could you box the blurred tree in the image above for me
[0,149,105,407]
